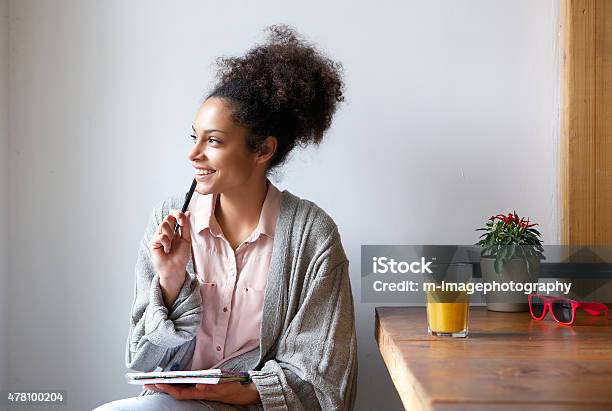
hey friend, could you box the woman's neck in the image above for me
[215,177,269,249]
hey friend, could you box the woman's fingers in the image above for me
[169,209,192,242]
[159,219,175,240]
[152,214,177,252]
[160,233,171,253]
[149,232,170,253]
[161,214,177,235]
[149,210,190,254]
[180,211,192,240]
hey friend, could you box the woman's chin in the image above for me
[195,181,214,195]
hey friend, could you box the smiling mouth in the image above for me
[195,169,216,176]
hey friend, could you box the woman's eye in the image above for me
[189,134,221,145]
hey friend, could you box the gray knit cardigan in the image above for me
[125,190,358,410]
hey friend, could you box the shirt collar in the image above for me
[192,179,282,242]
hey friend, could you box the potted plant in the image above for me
[476,211,544,312]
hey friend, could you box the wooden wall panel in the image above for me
[561,0,612,245]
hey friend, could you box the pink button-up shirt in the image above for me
[186,180,282,370]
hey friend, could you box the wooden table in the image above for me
[375,307,612,411]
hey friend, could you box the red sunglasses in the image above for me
[528,293,608,325]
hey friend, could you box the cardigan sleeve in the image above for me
[248,256,358,411]
[125,199,202,372]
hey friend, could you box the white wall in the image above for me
[6,1,560,410]
[0,0,8,393]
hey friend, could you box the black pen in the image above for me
[174,179,197,234]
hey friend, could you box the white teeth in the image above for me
[195,169,216,175]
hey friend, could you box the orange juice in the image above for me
[426,290,469,336]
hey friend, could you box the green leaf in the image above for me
[498,245,508,261]
[494,257,504,274]
[508,244,516,259]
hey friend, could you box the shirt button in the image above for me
[223,307,228,312]
[216,345,222,352]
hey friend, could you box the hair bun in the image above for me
[208,24,345,171]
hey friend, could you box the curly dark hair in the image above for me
[206,24,345,172]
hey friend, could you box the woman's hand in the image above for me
[144,382,261,405]
[148,209,192,305]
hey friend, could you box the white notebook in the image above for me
[125,369,251,385]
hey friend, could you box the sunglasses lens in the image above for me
[530,295,545,317]
[552,301,573,323]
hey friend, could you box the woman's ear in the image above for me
[256,136,277,165]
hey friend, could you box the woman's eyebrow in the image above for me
[192,125,227,134]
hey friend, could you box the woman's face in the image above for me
[188,97,263,195]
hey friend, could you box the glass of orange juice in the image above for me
[425,263,472,338]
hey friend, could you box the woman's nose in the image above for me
[188,141,207,161]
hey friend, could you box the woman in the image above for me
[94,24,357,411]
